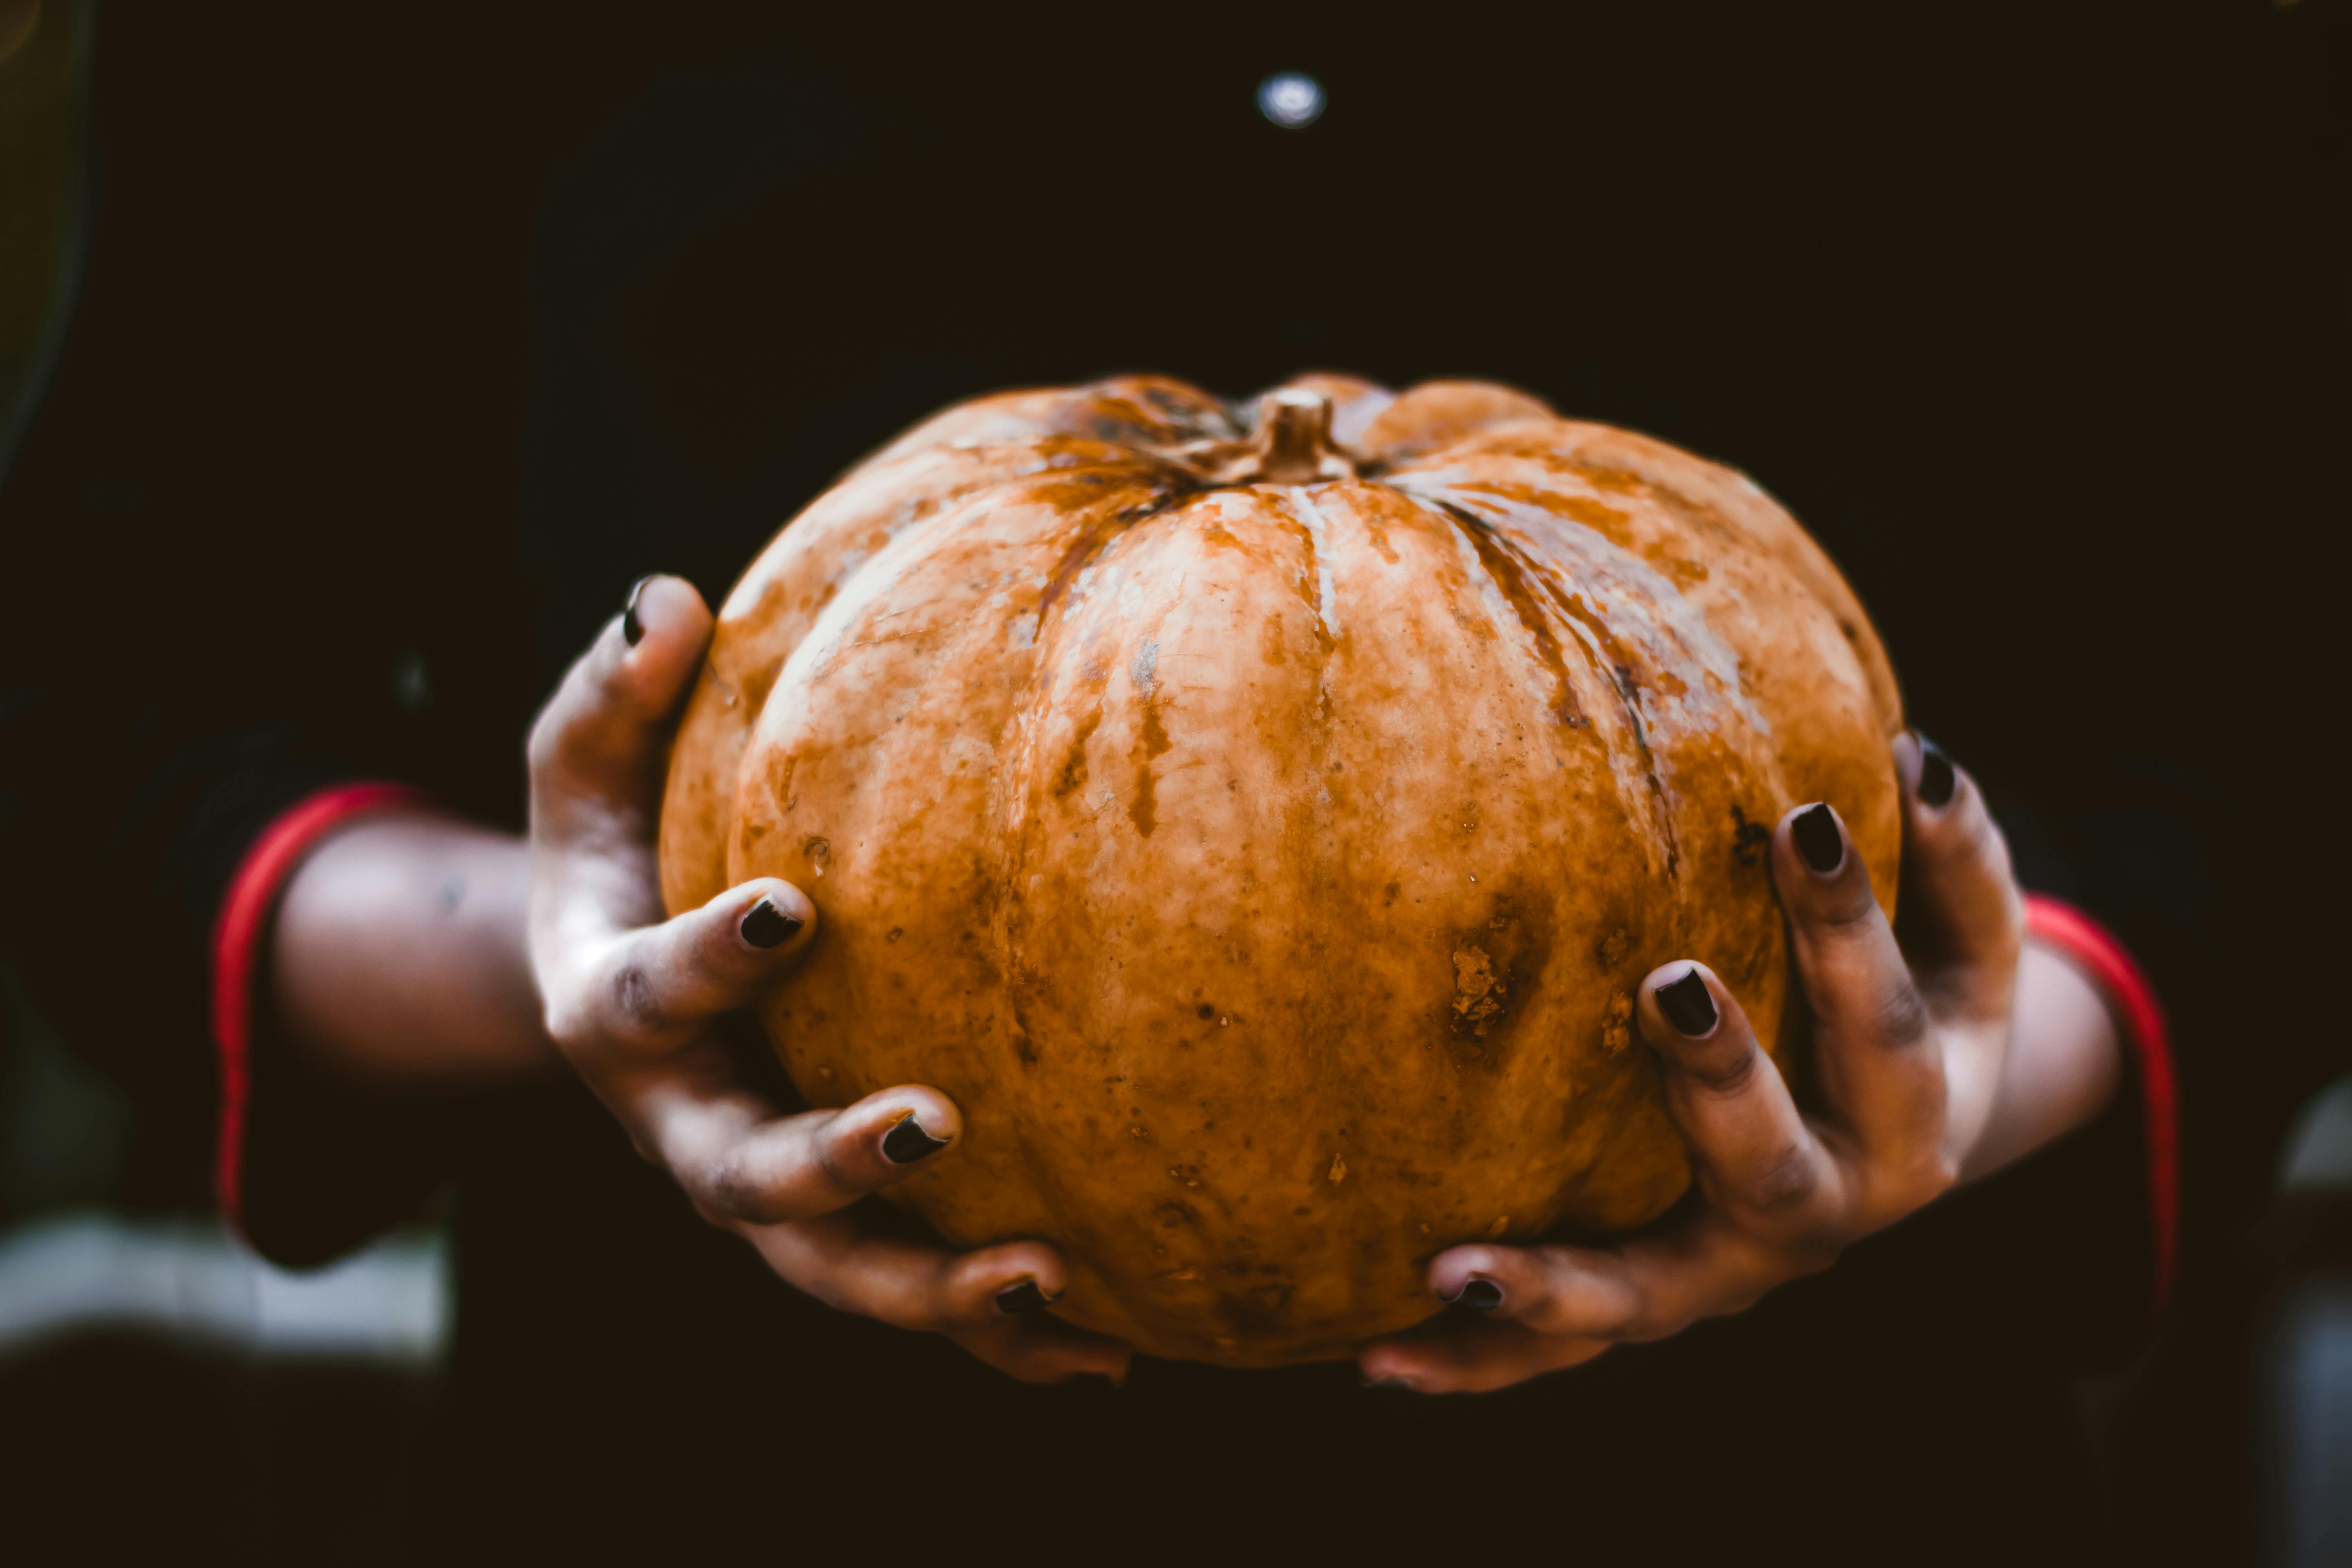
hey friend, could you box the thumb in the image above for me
[526,574,713,837]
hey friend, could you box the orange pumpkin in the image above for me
[659,374,1903,1365]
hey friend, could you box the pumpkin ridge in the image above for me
[1410,486,1687,887]
[1528,544,1682,884]
[1031,470,1189,631]
[1273,486,1342,659]
[1419,492,1588,736]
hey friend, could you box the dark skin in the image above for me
[271,575,2117,1388]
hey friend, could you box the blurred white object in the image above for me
[2267,1281,2352,1568]
[2265,1073,2352,1567]
[0,1210,449,1362]
[1257,72,1325,129]
[2280,1074,2352,1191]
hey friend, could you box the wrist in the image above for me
[270,810,558,1085]
[1961,938,2123,1180]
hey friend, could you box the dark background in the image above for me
[13,0,2347,820]
[12,0,2347,1243]
[2,0,2349,1560]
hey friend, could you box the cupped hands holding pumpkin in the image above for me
[524,573,1131,1385]
[1357,735,2119,1394]
[527,572,2117,1394]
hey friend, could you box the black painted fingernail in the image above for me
[1444,1277,1504,1311]
[1916,735,1956,808]
[882,1115,949,1165]
[1793,802,1844,875]
[622,575,653,646]
[995,1279,1049,1314]
[739,897,801,949]
[1656,968,1719,1037]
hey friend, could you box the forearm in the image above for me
[1963,939,2123,1179]
[270,812,559,1085]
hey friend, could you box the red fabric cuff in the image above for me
[2022,893,2178,1308]
[208,782,423,1232]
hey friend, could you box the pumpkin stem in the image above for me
[1249,389,1357,483]
[1171,388,1360,485]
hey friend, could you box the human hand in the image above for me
[1359,736,2047,1393]
[526,575,1131,1384]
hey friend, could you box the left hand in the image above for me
[526,575,1131,1385]
[1359,734,2027,1393]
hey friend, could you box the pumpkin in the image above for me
[659,373,1903,1366]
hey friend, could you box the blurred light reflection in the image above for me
[0,1212,449,1363]
[1258,72,1325,129]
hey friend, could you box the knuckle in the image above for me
[1810,886,1882,934]
[608,960,669,1035]
[1871,984,1934,1049]
[1682,1044,1762,1096]
[702,1152,762,1220]
[1740,1144,1822,1218]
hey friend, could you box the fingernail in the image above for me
[1793,802,1844,875]
[739,897,802,949]
[882,1114,950,1165]
[622,575,653,646]
[996,1279,1049,1314]
[1916,734,1956,808]
[1656,967,1719,1037]
[1442,1277,1504,1311]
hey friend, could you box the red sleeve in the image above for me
[208,782,423,1232]
[2022,893,2178,1308]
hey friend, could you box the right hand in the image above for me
[526,574,1131,1384]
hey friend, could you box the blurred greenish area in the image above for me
[0,964,127,1220]
[0,0,90,486]
[0,5,116,1236]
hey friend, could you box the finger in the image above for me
[1892,731,2025,1008]
[560,877,817,1049]
[1637,961,1842,1238]
[1414,1223,1786,1351]
[934,1252,1136,1385]
[1773,800,1948,1172]
[743,1216,1131,1383]
[1356,1314,1611,1395]
[526,574,713,836]
[949,1314,1137,1387]
[641,1079,964,1225]
[751,1213,1062,1328]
